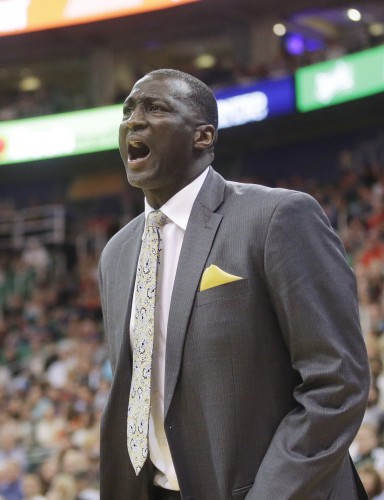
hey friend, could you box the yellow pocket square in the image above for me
[200,265,243,291]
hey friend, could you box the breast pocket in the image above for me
[196,278,249,307]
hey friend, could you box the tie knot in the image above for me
[147,210,168,228]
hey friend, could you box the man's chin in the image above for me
[126,168,156,190]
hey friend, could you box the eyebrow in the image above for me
[123,94,170,106]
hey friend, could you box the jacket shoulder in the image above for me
[226,179,306,200]
[224,180,318,213]
[100,213,144,263]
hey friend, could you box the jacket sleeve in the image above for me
[248,191,370,499]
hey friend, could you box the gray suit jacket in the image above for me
[98,168,370,499]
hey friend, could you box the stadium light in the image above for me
[347,9,362,22]
[273,23,287,36]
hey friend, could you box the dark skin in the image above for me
[119,74,216,209]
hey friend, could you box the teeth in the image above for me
[128,140,150,162]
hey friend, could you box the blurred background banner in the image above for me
[216,76,295,128]
[0,105,121,165]
[0,0,199,36]
[0,76,296,165]
[296,44,384,111]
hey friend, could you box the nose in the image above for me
[125,105,147,130]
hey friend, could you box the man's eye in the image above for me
[149,104,161,112]
[123,108,133,118]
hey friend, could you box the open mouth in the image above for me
[128,141,151,162]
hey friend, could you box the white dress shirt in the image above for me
[129,167,209,490]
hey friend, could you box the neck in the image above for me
[144,177,196,209]
[144,163,211,209]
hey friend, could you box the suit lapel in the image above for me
[164,169,226,418]
[114,215,144,376]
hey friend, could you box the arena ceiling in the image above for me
[1,0,383,62]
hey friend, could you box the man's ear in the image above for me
[194,124,216,150]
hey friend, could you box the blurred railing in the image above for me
[0,204,66,249]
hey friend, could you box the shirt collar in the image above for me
[144,167,209,232]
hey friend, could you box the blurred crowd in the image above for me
[0,245,108,500]
[1,131,384,498]
[0,87,89,122]
[0,38,361,122]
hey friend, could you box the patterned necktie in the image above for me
[127,210,168,475]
